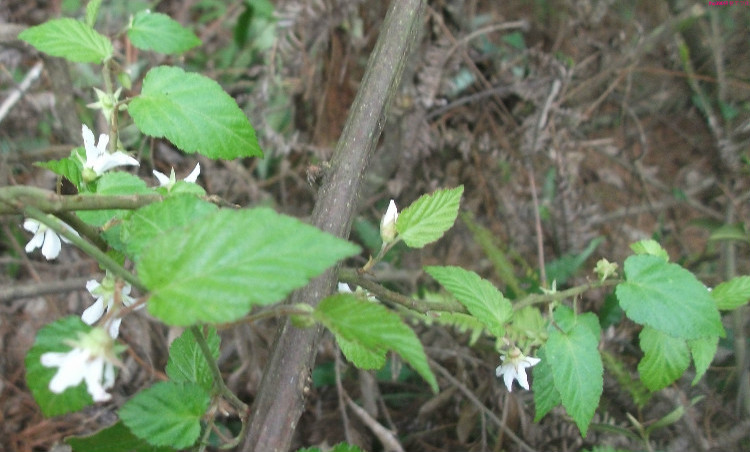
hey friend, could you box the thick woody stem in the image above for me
[241,2,425,450]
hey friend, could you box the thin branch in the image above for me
[0,185,163,215]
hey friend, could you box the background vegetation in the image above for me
[2,0,750,450]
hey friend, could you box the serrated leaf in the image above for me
[139,208,360,326]
[129,66,262,159]
[711,276,750,310]
[19,18,113,63]
[424,266,511,338]
[688,335,718,385]
[337,335,386,370]
[532,347,561,422]
[122,195,218,262]
[77,172,152,227]
[128,11,201,54]
[65,421,173,452]
[629,239,669,260]
[25,317,97,416]
[396,186,463,248]
[616,255,724,340]
[545,313,603,437]
[166,327,220,392]
[637,326,690,391]
[119,381,210,449]
[314,294,438,393]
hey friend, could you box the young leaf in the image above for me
[119,381,210,449]
[711,276,750,310]
[138,208,360,326]
[129,66,262,159]
[19,18,113,63]
[314,294,438,393]
[544,311,603,437]
[629,239,669,261]
[424,265,512,338]
[166,327,220,392]
[532,347,561,422]
[616,255,724,340]
[25,317,97,416]
[122,195,218,262]
[128,11,201,54]
[688,335,718,385]
[65,421,173,452]
[35,147,84,188]
[396,186,463,248]
[637,326,690,391]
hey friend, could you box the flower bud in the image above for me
[380,199,398,244]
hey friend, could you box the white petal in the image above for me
[45,349,89,393]
[25,231,45,253]
[96,133,110,154]
[40,351,68,367]
[184,163,201,183]
[86,279,101,294]
[502,367,516,392]
[107,317,122,338]
[83,358,111,401]
[40,229,62,259]
[515,367,530,390]
[23,219,40,233]
[102,362,116,389]
[92,152,139,175]
[82,298,106,325]
[153,169,170,186]
[338,283,352,293]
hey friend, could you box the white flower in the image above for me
[153,163,200,189]
[496,348,541,391]
[82,273,137,338]
[380,199,399,244]
[81,124,139,182]
[40,328,117,402]
[23,218,78,260]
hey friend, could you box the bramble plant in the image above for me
[5,2,750,452]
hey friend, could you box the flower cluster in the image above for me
[82,273,137,338]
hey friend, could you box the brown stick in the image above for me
[241,1,425,450]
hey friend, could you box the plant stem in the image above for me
[22,205,145,291]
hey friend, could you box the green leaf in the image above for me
[688,335,718,385]
[128,11,201,54]
[711,276,750,310]
[616,255,724,340]
[139,208,360,326]
[18,18,113,63]
[122,195,218,262]
[314,294,438,393]
[119,381,210,449]
[637,326,690,391]
[77,172,152,227]
[25,317,97,416]
[337,336,386,370]
[424,266,512,338]
[532,347,561,421]
[35,147,84,188]
[166,327,220,392]
[396,186,463,248]
[129,66,262,159]
[629,239,669,261]
[85,0,103,28]
[66,421,173,452]
[544,311,603,437]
